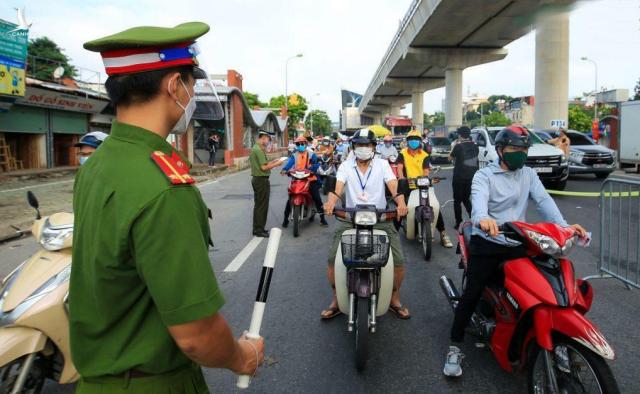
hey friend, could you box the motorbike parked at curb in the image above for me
[404,167,445,260]
[332,204,398,371]
[286,169,316,237]
[0,191,79,393]
[440,221,619,394]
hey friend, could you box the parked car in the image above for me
[428,136,453,163]
[537,129,617,178]
[471,126,569,190]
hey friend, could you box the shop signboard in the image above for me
[16,86,109,114]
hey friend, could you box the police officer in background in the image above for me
[448,125,479,229]
[250,129,283,237]
[71,22,264,393]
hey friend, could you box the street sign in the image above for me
[550,119,566,128]
[0,19,28,62]
[0,19,28,97]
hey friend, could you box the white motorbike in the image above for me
[0,191,78,393]
[404,167,444,260]
[333,204,397,371]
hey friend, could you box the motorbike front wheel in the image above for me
[355,297,369,371]
[293,205,301,237]
[421,219,432,261]
[0,354,46,394]
[528,338,619,394]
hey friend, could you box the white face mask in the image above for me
[354,147,374,161]
[79,156,89,165]
[171,78,196,134]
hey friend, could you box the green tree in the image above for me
[568,105,592,131]
[27,37,77,81]
[487,95,513,112]
[465,110,481,127]
[304,110,332,135]
[244,91,267,108]
[424,111,445,129]
[269,93,308,130]
[633,78,640,100]
[483,111,510,127]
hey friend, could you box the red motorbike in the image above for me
[440,221,619,394]
[287,169,315,237]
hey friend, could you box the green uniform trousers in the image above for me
[251,176,270,233]
[327,221,405,267]
[76,363,208,394]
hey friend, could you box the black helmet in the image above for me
[494,125,532,149]
[351,128,376,146]
[457,125,471,138]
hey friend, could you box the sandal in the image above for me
[320,306,342,320]
[388,304,411,319]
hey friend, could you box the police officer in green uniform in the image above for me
[70,22,264,393]
[249,130,282,237]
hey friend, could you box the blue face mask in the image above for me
[296,145,306,153]
[408,140,421,150]
[79,156,89,165]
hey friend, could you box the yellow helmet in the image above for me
[407,130,422,140]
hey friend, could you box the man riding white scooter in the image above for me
[443,125,588,377]
[323,128,411,320]
[397,130,453,248]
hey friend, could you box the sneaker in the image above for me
[443,346,464,377]
[320,215,328,226]
[441,232,453,248]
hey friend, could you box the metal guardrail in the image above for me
[585,177,640,289]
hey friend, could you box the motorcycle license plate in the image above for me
[593,164,609,168]
[534,167,552,173]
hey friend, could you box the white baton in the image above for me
[237,228,281,389]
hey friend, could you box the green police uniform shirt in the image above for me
[69,121,225,377]
[249,143,269,177]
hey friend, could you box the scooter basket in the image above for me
[340,233,390,268]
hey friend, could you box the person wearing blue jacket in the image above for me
[281,136,327,227]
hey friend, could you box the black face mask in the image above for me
[500,151,528,170]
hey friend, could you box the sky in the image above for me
[1,0,639,121]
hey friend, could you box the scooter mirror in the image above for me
[324,175,337,194]
[27,191,39,209]
[27,190,41,220]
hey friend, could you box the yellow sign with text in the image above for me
[0,63,25,96]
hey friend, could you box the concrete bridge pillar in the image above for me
[445,68,463,131]
[390,105,402,117]
[534,10,569,130]
[411,90,424,131]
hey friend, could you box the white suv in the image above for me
[471,126,569,190]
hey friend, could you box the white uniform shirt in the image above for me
[336,157,396,210]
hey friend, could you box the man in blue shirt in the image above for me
[443,125,587,377]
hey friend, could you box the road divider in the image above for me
[546,189,640,197]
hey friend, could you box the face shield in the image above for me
[192,65,224,121]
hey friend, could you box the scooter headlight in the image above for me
[39,218,73,251]
[416,177,430,187]
[354,211,377,226]
[525,230,562,257]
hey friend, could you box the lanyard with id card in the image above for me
[355,164,372,202]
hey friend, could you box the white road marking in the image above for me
[0,179,74,194]
[223,236,264,272]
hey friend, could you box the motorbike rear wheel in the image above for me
[528,338,619,394]
[0,354,46,394]
[421,220,432,261]
[293,205,301,237]
[355,297,369,371]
